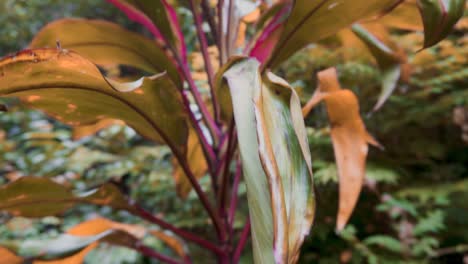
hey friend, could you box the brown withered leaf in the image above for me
[303,68,381,231]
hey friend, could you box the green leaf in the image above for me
[223,58,315,263]
[413,210,445,236]
[266,0,402,68]
[0,176,137,217]
[0,48,189,156]
[363,235,403,253]
[30,18,182,88]
[351,24,404,111]
[417,0,465,49]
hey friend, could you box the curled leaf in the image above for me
[0,48,189,156]
[223,58,315,263]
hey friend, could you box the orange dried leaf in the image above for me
[303,68,381,231]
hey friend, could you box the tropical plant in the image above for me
[0,0,465,263]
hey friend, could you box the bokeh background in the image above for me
[0,1,467,263]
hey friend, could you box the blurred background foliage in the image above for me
[0,0,467,263]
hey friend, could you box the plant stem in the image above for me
[187,0,220,127]
[136,244,184,264]
[201,0,219,45]
[233,220,251,263]
[180,89,216,167]
[180,62,220,144]
[218,118,236,217]
[134,204,224,256]
[229,160,242,227]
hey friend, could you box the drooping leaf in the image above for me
[0,49,189,156]
[0,177,137,217]
[265,0,402,68]
[30,18,182,87]
[351,24,406,110]
[223,58,315,263]
[108,0,187,62]
[417,0,465,49]
[172,128,208,199]
[303,68,380,231]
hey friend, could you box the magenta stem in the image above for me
[136,244,184,264]
[233,220,251,263]
[134,204,224,256]
[187,0,220,127]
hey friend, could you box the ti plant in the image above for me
[0,0,465,263]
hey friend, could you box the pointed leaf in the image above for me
[108,0,187,62]
[351,24,406,110]
[266,0,402,68]
[0,49,189,155]
[417,0,465,49]
[0,177,137,217]
[30,19,182,87]
[223,58,315,263]
[303,68,380,231]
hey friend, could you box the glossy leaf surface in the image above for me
[30,19,182,87]
[417,0,465,48]
[223,58,315,263]
[266,0,402,68]
[0,49,189,155]
[0,177,136,216]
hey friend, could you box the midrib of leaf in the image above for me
[266,0,329,68]
[3,85,185,160]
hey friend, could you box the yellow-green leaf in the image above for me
[30,18,182,88]
[266,0,402,68]
[223,58,315,263]
[0,48,189,156]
